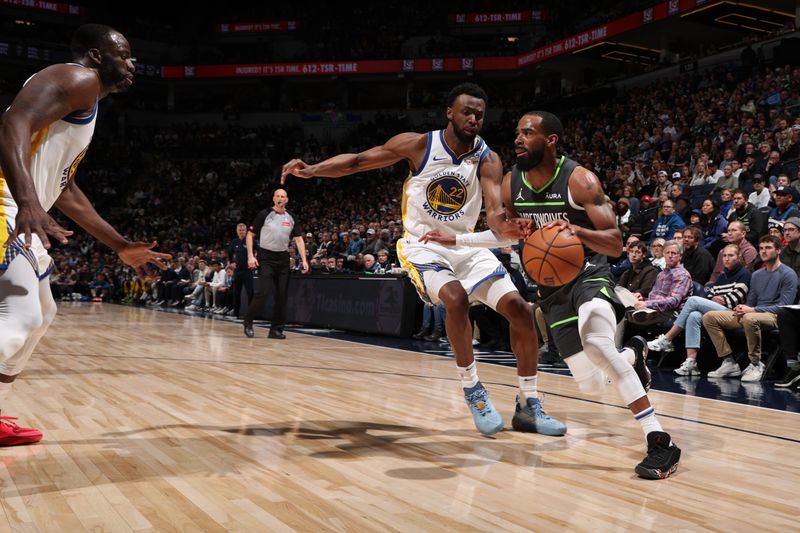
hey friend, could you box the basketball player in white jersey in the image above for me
[282,83,566,437]
[0,24,171,445]
[422,111,681,479]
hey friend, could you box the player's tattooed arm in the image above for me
[565,167,624,256]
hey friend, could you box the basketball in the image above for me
[522,226,585,287]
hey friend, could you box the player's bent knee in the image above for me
[575,371,606,395]
[0,336,26,361]
[496,293,531,325]
[13,310,44,336]
[40,301,57,328]
[566,351,606,395]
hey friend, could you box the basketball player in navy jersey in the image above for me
[0,24,171,445]
[422,111,680,479]
[282,84,566,438]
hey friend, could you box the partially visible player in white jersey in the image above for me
[0,24,171,446]
[282,83,566,437]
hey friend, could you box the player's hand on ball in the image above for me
[545,219,576,236]
[419,230,456,246]
[511,217,534,237]
[281,159,314,183]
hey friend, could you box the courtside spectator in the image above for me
[703,235,797,382]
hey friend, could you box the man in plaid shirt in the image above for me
[629,240,692,326]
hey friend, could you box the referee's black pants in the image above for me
[244,251,290,331]
[232,269,254,317]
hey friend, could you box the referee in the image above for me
[243,189,308,339]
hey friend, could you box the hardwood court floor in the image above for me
[1,304,798,532]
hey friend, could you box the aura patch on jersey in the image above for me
[424,172,468,221]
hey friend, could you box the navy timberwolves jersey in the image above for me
[510,155,595,256]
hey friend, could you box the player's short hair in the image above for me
[446,83,488,107]
[523,111,565,145]
[70,24,118,58]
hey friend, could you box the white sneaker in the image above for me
[185,304,198,311]
[648,335,674,352]
[673,358,699,376]
[708,359,742,378]
[740,361,765,382]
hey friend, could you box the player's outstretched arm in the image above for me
[420,228,516,248]
[0,65,98,249]
[281,132,425,183]
[54,179,171,278]
[552,168,623,257]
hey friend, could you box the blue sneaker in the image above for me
[511,395,567,436]
[463,382,504,435]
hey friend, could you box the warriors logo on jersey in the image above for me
[425,172,467,219]
[60,145,89,191]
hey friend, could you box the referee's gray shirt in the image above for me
[249,208,301,254]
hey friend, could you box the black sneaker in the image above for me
[243,321,254,338]
[268,330,286,339]
[412,328,429,340]
[776,367,800,388]
[539,349,559,365]
[424,329,442,342]
[635,431,681,480]
[625,336,651,392]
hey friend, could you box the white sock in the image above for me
[634,406,663,438]
[457,362,479,389]
[724,356,736,365]
[0,381,13,414]
[518,375,538,401]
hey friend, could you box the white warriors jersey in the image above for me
[1,63,97,276]
[402,129,490,239]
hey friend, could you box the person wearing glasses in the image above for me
[649,238,666,269]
